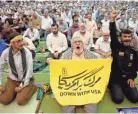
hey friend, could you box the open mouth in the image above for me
[76,46,80,49]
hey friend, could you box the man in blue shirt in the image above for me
[0,27,7,56]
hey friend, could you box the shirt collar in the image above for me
[102,37,110,43]
[12,50,21,56]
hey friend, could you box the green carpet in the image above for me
[38,85,138,113]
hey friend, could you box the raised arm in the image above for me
[110,11,120,51]
[35,11,42,20]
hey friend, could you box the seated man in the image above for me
[73,23,94,51]
[23,22,40,48]
[23,37,36,59]
[46,23,68,59]
[47,37,98,113]
[0,35,37,105]
[93,21,103,44]
[61,37,97,113]
[94,31,111,58]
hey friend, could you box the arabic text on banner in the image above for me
[50,59,112,106]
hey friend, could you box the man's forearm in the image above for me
[95,49,106,56]
[111,17,115,22]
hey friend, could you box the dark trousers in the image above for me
[108,82,138,104]
[32,40,39,48]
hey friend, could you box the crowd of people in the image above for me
[1,0,138,113]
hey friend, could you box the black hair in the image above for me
[72,14,78,20]
[97,21,102,25]
[51,23,59,28]
[120,29,132,36]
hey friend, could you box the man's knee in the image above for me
[0,98,11,105]
[111,96,124,104]
[128,94,138,103]
[124,87,138,103]
[16,85,37,105]
[0,94,14,105]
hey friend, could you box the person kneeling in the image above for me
[46,37,98,113]
[0,35,37,105]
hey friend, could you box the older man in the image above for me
[0,35,37,105]
[94,31,111,58]
[73,23,94,51]
[60,37,97,113]
[46,36,97,113]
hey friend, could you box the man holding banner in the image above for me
[49,36,111,113]
[60,37,98,113]
[108,11,138,104]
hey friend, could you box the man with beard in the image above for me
[60,37,97,113]
[46,23,68,59]
[108,11,138,104]
[46,37,97,113]
[0,34,37,105]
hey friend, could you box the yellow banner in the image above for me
[50,59,111,106]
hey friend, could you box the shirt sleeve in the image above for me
[116,20,121,32]
[87,35,94,50]
[58,35,68,53]
[32,29,40,41]
[0,50,7,85]
[67,28,72,41]
[46,35,55,53]
[21,49,33,87]
[23,29,29,38]
[35,11,42,20]
[94,39,100,50]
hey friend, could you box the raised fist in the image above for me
[111,10,118,19]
